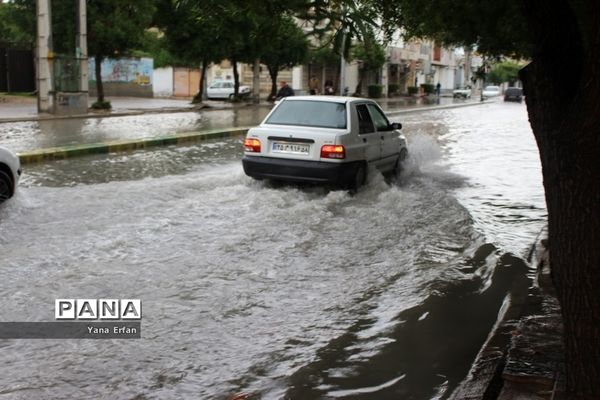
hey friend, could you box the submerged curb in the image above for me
[17,127,251,165]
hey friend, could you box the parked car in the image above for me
[0,146,21,204]
[242,96,408,191]
[207,80,251,100]
[482,85,502,98]
[453,87,472,99]
[504,87,523,102]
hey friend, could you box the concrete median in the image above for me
[17,127,251,164]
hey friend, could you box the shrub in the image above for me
[91,100,111,110]
[407,86,419,95]
[421,83,434,94]
[368,84,383,98]
[388,83,400,95]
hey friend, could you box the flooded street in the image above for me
[0,102,546,399]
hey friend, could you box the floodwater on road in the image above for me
[0,102,546,399]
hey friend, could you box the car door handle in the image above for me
[380,136,384,140]
[363,138,367,143]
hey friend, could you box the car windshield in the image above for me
[485,86,500,91]
[266,100,347,129]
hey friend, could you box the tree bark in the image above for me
[520,1,600,398]
[95,54,104,103]
[193,59,208,104]
[268,65,278,101]
[253,58,260,104]
[232,58,239,98]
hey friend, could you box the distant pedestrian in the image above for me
[324,79,334,95]
[275,81,294,100]
[309,75,320,95]
[436,82,441,96]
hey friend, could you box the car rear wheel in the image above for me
[0,170,13,202]
[349,163,366,194]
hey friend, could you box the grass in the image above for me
[0,92,36,97]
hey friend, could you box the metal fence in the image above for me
[0,46,35,92]
[53,55,81,92]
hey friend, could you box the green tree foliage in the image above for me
[351,33,386,95]
[352,37,386,72]
[0,0,89,54]
[308,39,341,66]
[0,1,34,47]
[154,0,228,102]
[487,61,522,85]
[300,0,381,58]
[261,16,309,99]
[373,0,530,57]
[132,31,184,69]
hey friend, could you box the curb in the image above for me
[17,127,251,165]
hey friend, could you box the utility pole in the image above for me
[36,0,53,113]
[339,30,346,96]
[76,0,88,97]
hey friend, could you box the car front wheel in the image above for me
[394,148,409,176]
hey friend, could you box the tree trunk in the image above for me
[232,58,239,98]
[95,54,104,103]
[192,59,207,104]
[268,65,278,101]
[253,58,260,104]
[521,2,600,398]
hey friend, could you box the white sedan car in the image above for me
[242,96,408,191]
[0,146,21,203]
[482,85,501,98]
[207,80,251,100]
[453,87,472,98]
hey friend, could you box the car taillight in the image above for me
[320,145,345,159]
[244,138,261,152]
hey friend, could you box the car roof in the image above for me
[281,95,374,104]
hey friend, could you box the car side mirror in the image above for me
[391,122,402,130]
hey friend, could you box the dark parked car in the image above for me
[0,145,21,203]
[504,87,523,103]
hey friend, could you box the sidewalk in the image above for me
[450,229,566,400]
[0,95,240,123]
[0,94,475,124]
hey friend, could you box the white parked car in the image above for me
[453,87,472,98]
[482,85,502,98]
[242,96,408,191]
[0,146,21,203]
[207,80,251,100]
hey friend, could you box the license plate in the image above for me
[272,142,310,155]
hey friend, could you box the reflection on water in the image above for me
[0,102,545,399]
[0,106,272,152]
